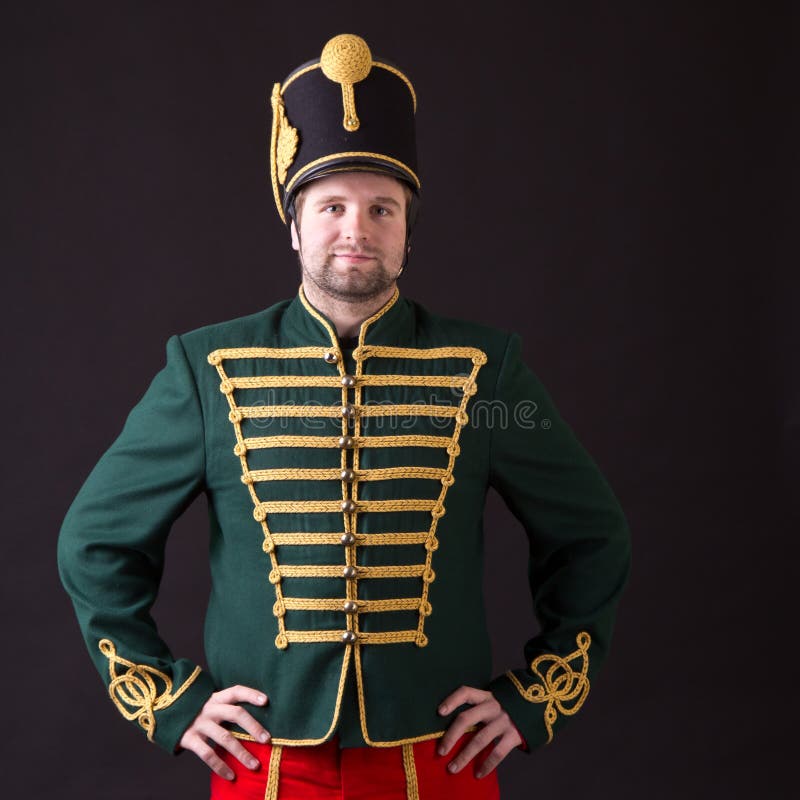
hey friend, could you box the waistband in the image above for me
[210,732,501,800]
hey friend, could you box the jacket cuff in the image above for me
[488,631,592,754]
[152,668,218,754]
[510,720,529,752]
[98,639,217,754]
[489,673,549,754]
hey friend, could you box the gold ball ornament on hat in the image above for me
[320,33,373,132]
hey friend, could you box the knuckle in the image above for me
[457,708,476,725]
[211,758,229,777]
[472,731,491,749]
[235,744,254,762]
[495,743,511,760]
[481,755,497,771]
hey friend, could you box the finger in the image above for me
[197,720,262,771]
[438,702,495,755]
[438,685,489,716]
[446,719,506,774]
[217,704,271,745]
[212,684,269,707]
[437,714,471,756]
[184,735,236,781]
[474,733,519,779]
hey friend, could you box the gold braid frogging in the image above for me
[207,289,485,654]
[209,286,487,747]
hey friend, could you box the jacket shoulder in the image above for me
[408,299,512,351]
[175,299,292,357]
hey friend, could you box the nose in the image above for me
[341,208,370,241]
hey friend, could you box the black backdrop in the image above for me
[3,2,796,798]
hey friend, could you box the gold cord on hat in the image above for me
[270,83,299,223]
[320,34,373,132]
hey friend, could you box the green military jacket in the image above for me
[58,286,631,756]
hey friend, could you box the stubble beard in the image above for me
[299,246,403,303]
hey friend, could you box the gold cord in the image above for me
[264,743,282,799]
[506,632,592,743]
[98,639,201,742]
[402,743,420,800]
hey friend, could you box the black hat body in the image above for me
[270,34,419,224]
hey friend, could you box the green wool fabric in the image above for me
[58,287,631,755]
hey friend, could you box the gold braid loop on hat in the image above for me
[320,34,373,132]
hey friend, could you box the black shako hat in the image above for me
[269,33,420,225]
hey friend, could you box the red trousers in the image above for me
[209,732,501,799]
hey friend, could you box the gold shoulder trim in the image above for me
[98,639,201,742]
[506,632,591,744]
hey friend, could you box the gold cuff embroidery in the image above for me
[98,639,201,742]
[506,631,591,744]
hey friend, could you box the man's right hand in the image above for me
[178,685,271,781]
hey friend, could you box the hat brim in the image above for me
[284,157,418,218]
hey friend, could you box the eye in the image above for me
[373,206,390,216]
[323,204,344,214]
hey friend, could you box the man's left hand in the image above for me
[437,686,522,778]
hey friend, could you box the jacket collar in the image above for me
[284,284,412,349]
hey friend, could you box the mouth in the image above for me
[333,254,376,263]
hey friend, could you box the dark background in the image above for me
[3,2,796,798]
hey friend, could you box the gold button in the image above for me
[342,630,357,644]
[343,600,358,613]
[338,435,354,448]
[342,565,358,579]
[340,533,356,545]
[324,351,338,364]
[341,468,355,482]
[341,404,356,418]
[341,499,356,513]
[341,375,356,388]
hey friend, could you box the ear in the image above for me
[290,219,300,251]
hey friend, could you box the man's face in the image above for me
[290,171,408,303]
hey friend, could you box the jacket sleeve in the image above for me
[57,334,217,754]
[486,333,631,752]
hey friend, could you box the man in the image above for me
[58,34,631,799]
